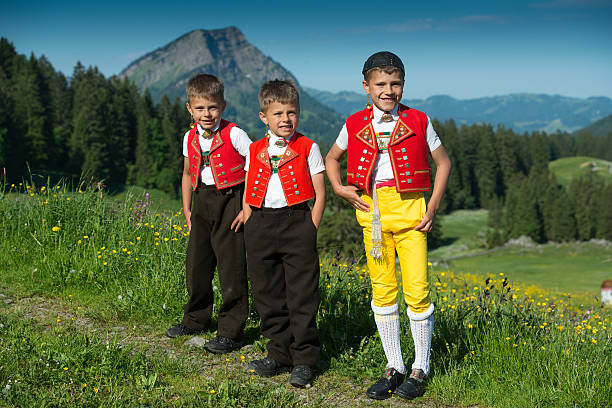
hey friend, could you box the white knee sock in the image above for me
[409,314,434,376]
[372,302,406,374]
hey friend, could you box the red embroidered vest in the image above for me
[245,132,315,208]
[186,120,247,190]
[346,104,431,194]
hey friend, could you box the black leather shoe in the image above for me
[366,368,405,400]
[247,357,291,377]
[165,324,205,338]
[289,365,314,388]
[396,369,427,400]
[203,336,243,354]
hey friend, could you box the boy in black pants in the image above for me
[243,80,326,388]
[166,74,251,355]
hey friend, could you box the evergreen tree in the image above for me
[69,67,113,182]
[105,77,138,184]
[474,124,499,208]
[10,53,50,170]
[508,176,543,242]
[128,90,158,187]
[496,126,522,196]
[38,56,72,171]
[595,183,612,240]
[156,95,187,196]
[569,173,601,241]
[0,68,10,172]
[549,187,577,242]
[502,180,520,240]
[529,132,550,174]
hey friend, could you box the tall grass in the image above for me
[1,180,610,407]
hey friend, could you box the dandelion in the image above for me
[427,262,433,266]
[94,387,99,393]
[63,367,68,371]
[541,346,546,350]
[210,390,215,394]
[82,383,87,388]
[83,235,88,239]
[467,324,473,329]
[52,226,60,232]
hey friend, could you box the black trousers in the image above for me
[182,183,248,339]
[244,203,321,366]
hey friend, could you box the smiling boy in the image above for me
[326,52,451,400]
[166,74,251,356]
[243,79,325,388]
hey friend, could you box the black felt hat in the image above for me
[362,51,405,74]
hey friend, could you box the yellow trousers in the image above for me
[356,187,432,316]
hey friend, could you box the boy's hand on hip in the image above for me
[230,210,245,232]
[414,212,435,232]
[336,185,369,212]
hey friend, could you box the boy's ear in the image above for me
[362,79,370,95]
[220,101,227,113]
[258,111,268,125]
[186,102,192,115]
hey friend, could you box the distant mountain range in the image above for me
[120,27,343,145]
[120,26,612,143]
[305,88,612,134]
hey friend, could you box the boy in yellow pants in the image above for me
[326,51,451,400]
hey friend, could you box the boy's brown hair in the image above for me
[186,74,224,102]
[363,66,405,82]
[258,79,299,112]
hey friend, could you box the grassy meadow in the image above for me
[549,156,612,188]
[1,181,611,407]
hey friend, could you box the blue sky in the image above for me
[1,0,611,99]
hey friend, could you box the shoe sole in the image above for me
[395,389,424,400]
[289,380,312,389]
[249,366,291,377]
[365,392,393,400]
[165,328,205,338]
[203,345,242,354]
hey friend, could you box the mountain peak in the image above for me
[120,28,343,143]
[120,26,295,102]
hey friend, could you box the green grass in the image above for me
[444,242,611,297]
[549,156,612,187]
[429,209,489,260]
[430,208,610,297]
[1,181,611,407]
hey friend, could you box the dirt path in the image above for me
[0,292,467,408]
